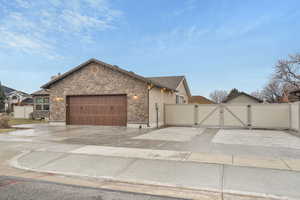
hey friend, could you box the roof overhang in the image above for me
[41,58,177,92]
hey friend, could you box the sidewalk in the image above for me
[10,145,300,200]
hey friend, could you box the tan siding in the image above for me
[226,95,260,104]
[149,87,175,127]
[176,80,189,104]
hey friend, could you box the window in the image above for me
[35,96,50,111]
[43,104,50,110]
[36,105,42,110]
[176,95,180,104]
[176,94,185,104]
[180,96,185,104]
[12,96,18,100]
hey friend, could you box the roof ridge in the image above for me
[41,58,177,91]
[146,75,185,78]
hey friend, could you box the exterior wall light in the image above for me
[133,95,138,100]
[54,97,64,102]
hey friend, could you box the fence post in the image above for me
[298,102,300,133]
[194,104,199,126]
[163,103,166,127]
[247,105,252,129]
[219,104,224,128]
[289,103,292,130]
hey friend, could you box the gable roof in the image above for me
[21,97,33,104]
[1,85,29,97]
[41,58,177,91]
[146,76,183,90]
[223,91,263,103]
[146,76,191,96]
[2,85,15,95]
[31,89,50,96]
[189,96,215,104]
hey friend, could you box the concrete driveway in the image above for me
[2,124,300,199]
[7,124,300,159]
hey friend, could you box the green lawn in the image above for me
[8,119,47,126]
[0,128,17,133]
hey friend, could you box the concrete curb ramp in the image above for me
[11,150,300,200]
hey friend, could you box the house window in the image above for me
[176,94,185,104]
[176,95,180,104]
[180,96,185,104]
[36,104,42,110]
[35,97,50,111]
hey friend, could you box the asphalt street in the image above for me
[0,176,186,200]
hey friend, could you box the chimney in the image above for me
[51,73,61,80]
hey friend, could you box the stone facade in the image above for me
[32,95,50,119]
[47,62,149,125]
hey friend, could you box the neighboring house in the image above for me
[288,88,300,102]
[189,96,215,104]
[33,58,191,127]
[223,89,263,104]
[2,85,32,112]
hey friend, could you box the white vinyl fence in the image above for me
[165,102,300,131]
[13,106,33,119]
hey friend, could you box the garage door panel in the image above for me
[67,95,127,126]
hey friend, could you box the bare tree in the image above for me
[255,53,300,103]
[209,90,228,104]
[274,54,300,89]
[251,90,264,101]
[260,78,284,103]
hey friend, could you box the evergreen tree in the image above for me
[227,88,240,99]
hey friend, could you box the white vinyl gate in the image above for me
[165,103,300,131]
[13,105,33,119]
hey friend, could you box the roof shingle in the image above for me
[146,76,184,90]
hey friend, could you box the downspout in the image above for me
[147,84,154,127]
[156,103,159,129]
[147,88,150,127]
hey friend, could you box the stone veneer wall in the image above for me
[47,63,149,124]
[32,95,50,119]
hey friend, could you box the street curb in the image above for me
[9,151,293,200]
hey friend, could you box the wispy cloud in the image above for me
[131,13,276,56]
[0,0,123,58]
[172,0,197,16]
[214,15,273,39]
[131,26,211,56]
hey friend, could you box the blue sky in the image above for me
[0,0,299,97]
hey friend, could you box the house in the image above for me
[288,88,300,102]
[223,89,262,104]
[33,58,191,127]
[31,89,50,119]
[2,85,32,112]
[189,96,215,104]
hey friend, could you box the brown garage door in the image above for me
[67,95,127,126]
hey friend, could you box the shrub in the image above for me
[0,114,10,128]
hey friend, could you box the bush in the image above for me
[0,114,10,128]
